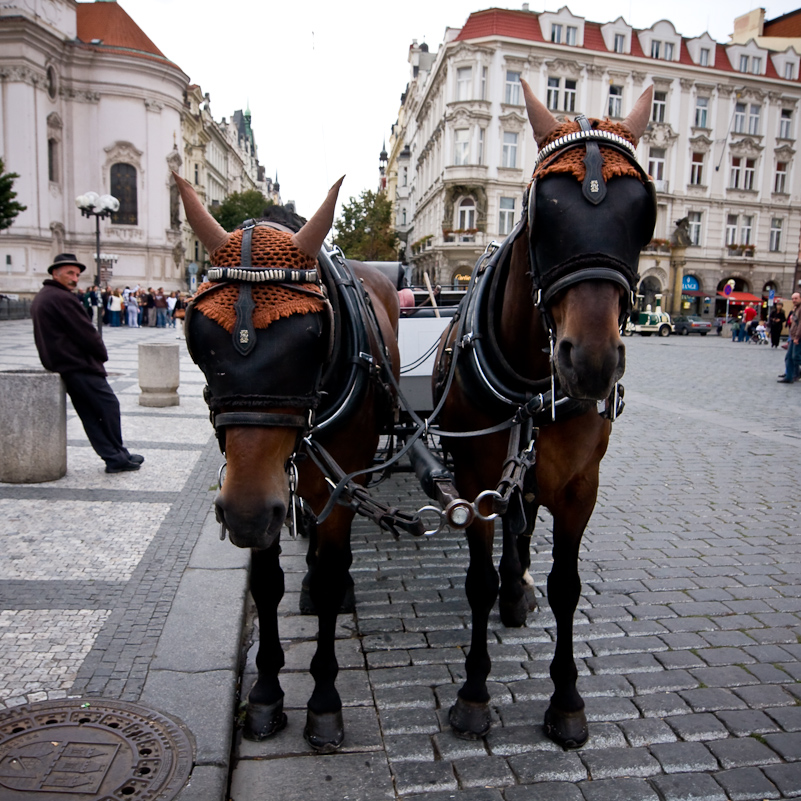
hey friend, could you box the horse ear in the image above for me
[621,86,653,143]
[291,176,344,258]
[521,78,560,147]
[172,171,230,254]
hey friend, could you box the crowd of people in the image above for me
[75,285,188,328]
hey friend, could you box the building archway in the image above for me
[637,275,663,312]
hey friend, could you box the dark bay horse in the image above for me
[174,174,400,752]
[434,81,656,748]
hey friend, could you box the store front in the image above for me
[680,275,711,316]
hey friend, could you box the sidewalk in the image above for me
[2,321,801,800]
[0,319,247,800]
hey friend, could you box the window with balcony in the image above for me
[502,131,518,168]
[740,215,753,245]
[734,103,746,133]
[614,33,625,53]
[648,148,666,182]
[456,67,472,101]
[551,23,563,43]
[700,48,710,66]
[688,211,702,245]
[608,85,622,118]
[458,197,476,230]
[775,161,788,193]
[652,91,667,123]
[505,71,521,105]
[690,152,704,185]
[748,104,760,135]
[499,197,515,235]
[725,214,738,246]
[770,217,783,251]
[694,97,709,128]
[780,109,793,139]
[454,129,469,166]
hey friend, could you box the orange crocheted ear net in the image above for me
[193,226,325,334]
[534,119,643,183]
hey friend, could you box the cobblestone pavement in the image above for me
[230,332,801,801]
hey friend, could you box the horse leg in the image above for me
[543,487,595,749]
[304,509,353,752]
[244,544,287,740]
[449,521,498,739]
[499,496,538,627]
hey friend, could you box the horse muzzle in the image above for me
[555,336,625,401]
[214,493,286,550]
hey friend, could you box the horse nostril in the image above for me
[557,339,575,371]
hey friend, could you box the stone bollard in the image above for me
[139,343,180,407]
[0,369,67,483]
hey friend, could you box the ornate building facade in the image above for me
[388,7,801,317]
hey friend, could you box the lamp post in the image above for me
[76,191,119,336]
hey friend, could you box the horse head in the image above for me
[521,80,656,400]
[174,173,342,549]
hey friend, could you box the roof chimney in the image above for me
[522,2,529,10]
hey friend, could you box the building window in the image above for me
[481,67,487,100]
[730,157,742,188]
[478,128,485,165]
[563,80,576,112]
[502,131,518,168]
[454,129,469,166]
[688,211,702,245]
[614,33,625,53]
[664,42,674,60]
[110,163,137,225]
[194,163,199,185]
[401,208,407,226]
[780,109,793,139]
[565,25,577,46]
[505,71,521,105]
[725,213,738,245]
[700,47,710,66]
[775,161,788,193]
[458,197,476,230]
[648,148,666,181]
[402,167,408,187]
[740,215,753,245]
[743,158,756,189]
[608,85,622,118]
[734,103,746,134]
[695,97,709,128]
[739,54,749,72]
[785,62,795,80]
[770,217,783,251]
[194,240,200,261]
[651,40,661,59]
[47,138,58,183]
[551,23,562,43]
[752,56,762,74]
[547,77,560,110]
[690,152,704,185]
[748,104,760,135]
[499,197,515,235]
[652,91,666,123]
[456,67,472,101]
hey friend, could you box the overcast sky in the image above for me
[122,0,801,220]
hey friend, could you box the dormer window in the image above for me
[665,42,674,60]
[751,56,762,74]
[551,23,562,43]
[651,40,661,59]
[700,48,710,67]
[739,55,749,72]
[786,62,795,80]
[565,25,577,46]
[614,33,625,53]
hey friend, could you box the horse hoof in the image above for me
[243,699,287,741]
[299,583,356,615]
[523,581,538,613]
[543,705,588,749]
[449,696,491,739]
[304,709,344,753]
[500,594,529,628]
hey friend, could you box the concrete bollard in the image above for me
[139,343,180,407]
[0,369,67,483]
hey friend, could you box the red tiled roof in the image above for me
[764,10,801,38]
[76,1,173,65]
[582,21,607,53]
[454,8,544,43]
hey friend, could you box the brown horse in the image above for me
[174,174,400,752]
[433,81,656,748]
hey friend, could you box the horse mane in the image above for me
[534,118,644,184]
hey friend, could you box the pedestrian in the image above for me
[730,317,739,342]
[778,292,801,384]
[108,288,123,327]
[126,288,140,327]
[769,302,786,348]
[145,287,156,327]
[166,291,177,327]
[154,288,168,327]
[29,253,145,472]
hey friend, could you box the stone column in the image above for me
[0,370,67,483]
[670,246,686,316]
[139,343,180,407]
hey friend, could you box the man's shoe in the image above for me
[777,378,794,384]
[105,459,141,473]
[127,454,145,464]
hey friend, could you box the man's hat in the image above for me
[48,253,86,275]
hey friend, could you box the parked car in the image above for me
[672,315,711,336]
[625,309,673,337]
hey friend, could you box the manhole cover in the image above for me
[0,698,194,800]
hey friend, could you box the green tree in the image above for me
[0,159,26,230]
[211,189,273,232]
[333,189,398,261]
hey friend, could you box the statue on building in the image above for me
[670,216,692,248]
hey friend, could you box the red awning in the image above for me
[681,290,708,298]
[717,291,762,303]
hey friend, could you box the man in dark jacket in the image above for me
[30,253,144,473]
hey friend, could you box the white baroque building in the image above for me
[388,6,801,318]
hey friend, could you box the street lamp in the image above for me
[76,191,119,336]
